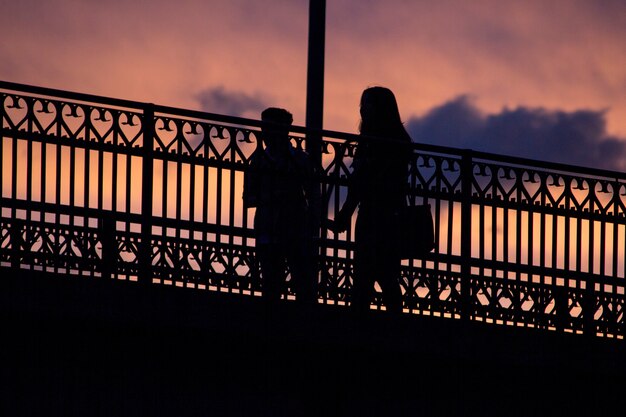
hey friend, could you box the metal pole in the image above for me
[306,0,326,156]
[306,0,326,302]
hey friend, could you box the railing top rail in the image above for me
[3,79,626,181]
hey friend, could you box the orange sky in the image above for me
[2,1,625,322]
[1,0,625,143]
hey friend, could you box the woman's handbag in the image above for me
[397,204,435,259]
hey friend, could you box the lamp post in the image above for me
[305,0,325,165]
[305,0,326,294]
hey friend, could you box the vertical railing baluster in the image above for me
[515,170,523,323]
[563,178,571,328]
[140,104,155,285]
[53,103,63,274]
[215,136,224,289]
[228,126,237,291]
[460,150,473,321]
[584,183,596,337]
[611,181,621,337]
[175,121,184,281]
[39,105,48,273]
[201,126,210,288]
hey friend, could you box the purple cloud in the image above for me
[195,87,270,118]
[407,96,626,171]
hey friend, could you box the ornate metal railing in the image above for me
[1,80,624,339]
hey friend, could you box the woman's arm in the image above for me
[328,145,366,233]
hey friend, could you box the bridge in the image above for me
[1,80,624,416]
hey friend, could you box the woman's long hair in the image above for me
[358,86,410,142]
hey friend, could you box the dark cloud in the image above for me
[195,87,269,118]
[407,96,626,171]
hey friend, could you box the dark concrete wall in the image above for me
[1,268,624,417]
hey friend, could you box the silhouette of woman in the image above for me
[329,87,411,314]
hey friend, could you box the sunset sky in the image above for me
[2,0,626,170]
